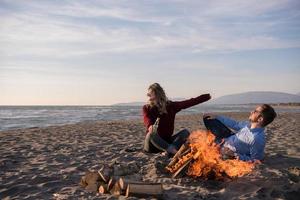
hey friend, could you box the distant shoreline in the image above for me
[0,110,298,133]
[1,105,299,132]
[1,102,300,107]
[269,102,300,107]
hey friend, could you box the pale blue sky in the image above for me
[0,0,299,105]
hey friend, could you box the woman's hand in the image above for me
[147,125,153,133]
[201,93,211,101]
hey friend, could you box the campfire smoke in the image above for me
[166,130,255,179]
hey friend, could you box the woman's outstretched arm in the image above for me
[174,93,211,112]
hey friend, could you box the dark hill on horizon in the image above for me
[113,91,300,106]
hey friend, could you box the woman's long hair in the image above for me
[148,83,169,115]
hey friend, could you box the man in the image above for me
[203,104,277,162]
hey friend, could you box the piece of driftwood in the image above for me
[125,183,163,197]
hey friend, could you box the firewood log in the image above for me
[84,170,101,185]
[79,176,88,187]
[125,183,163,197]
[193,151,201,159]
[119,177,148,191]
[166,143,189,168]
[181,148,191,157]
[98,184,108,194]
[172,157,193,178]
[85,182,99,192]
[98,165,113,183]
[110,182,123,196]
[107,177,119,191]
[166,151,193,173]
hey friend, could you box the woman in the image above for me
[143,83,211,155]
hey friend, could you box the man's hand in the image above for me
[221,147,236,160]
[203,113,217,119]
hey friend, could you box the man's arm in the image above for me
[174,94,211,112]
[216,115,248,131]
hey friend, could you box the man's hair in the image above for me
[260,104,277,127]
[148,83,169,114]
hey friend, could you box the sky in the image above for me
[0,0,300,105]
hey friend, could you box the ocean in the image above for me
[0,105,299,131]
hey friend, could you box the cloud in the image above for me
[0,0,299,61]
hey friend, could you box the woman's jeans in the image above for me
[143,116,234,153]
[203,116,234,143]
[143,129,190,153]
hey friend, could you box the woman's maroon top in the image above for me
[142,94,211,143]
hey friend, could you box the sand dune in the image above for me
[0,112,299,199]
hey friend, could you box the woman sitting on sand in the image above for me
[142,83,211,155]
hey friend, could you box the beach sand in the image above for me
[0,112,299,199]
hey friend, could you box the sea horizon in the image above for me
[1,104,299,132]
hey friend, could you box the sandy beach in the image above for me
[0,112,299,200]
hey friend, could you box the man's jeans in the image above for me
[143,129,190,153]
[203,116,234,143]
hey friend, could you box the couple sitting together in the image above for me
[142,83,277,162]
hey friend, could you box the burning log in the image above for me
[172,157,192,178]
[166,150,193,174]
[166,130,255,180]
[171,151,201,178]
[166,143,190,168]
[125,183,163,198]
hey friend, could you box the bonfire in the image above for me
[166,130,255,180]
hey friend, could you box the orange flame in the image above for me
[186,130,255,179]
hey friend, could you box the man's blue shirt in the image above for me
[216,116,265,161]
